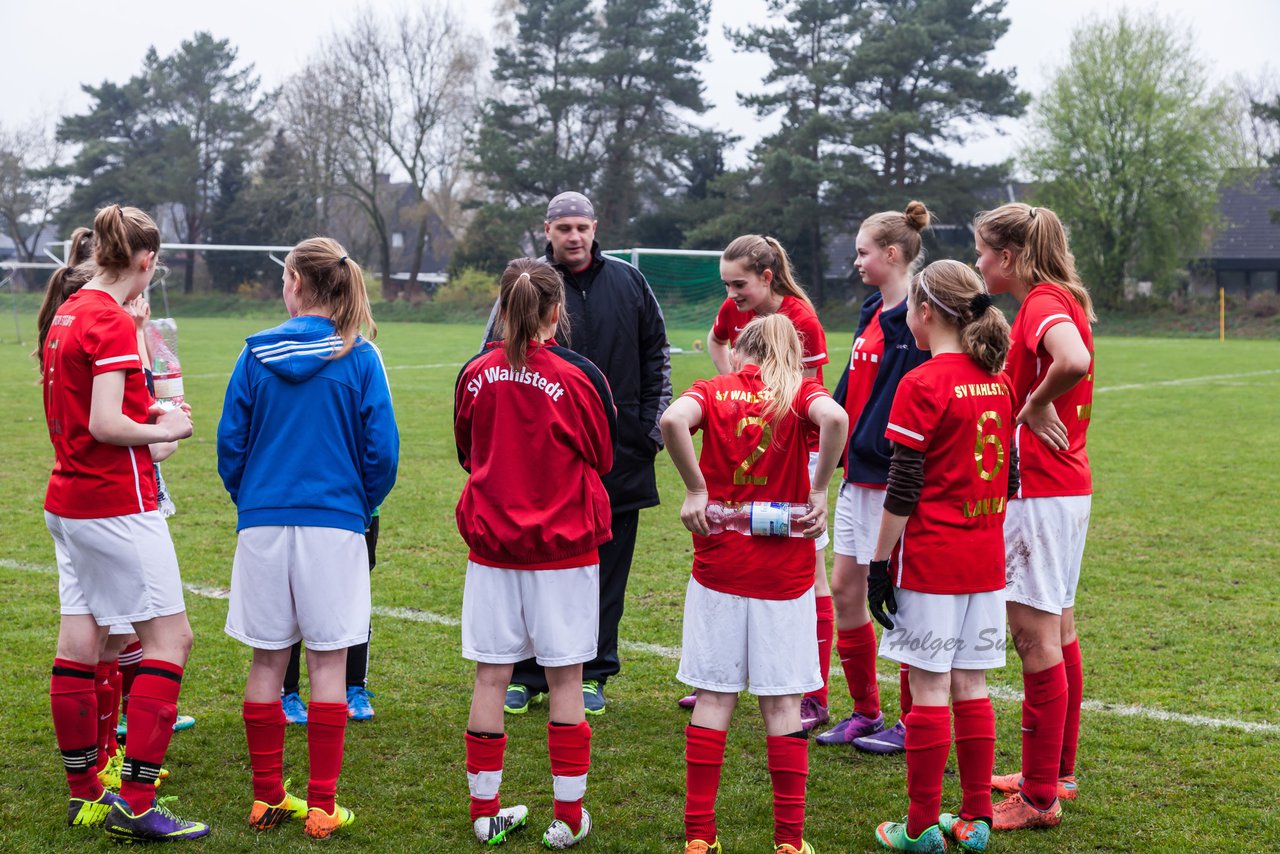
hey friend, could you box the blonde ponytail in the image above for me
[734,314,805,423]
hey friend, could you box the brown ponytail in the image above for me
[722,235,814,310]
[910,259,1010,375]
[284,237,376,359]
[974,203,1096,323]
[498,258,565,371]
[734,313,804,424]
[92,204,159,273]
[34,227,95,369]
[859,200,932,272]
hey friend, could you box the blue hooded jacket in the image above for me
[217,315,399,533]
[832,291,930,486]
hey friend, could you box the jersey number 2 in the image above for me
[734,416,773,485]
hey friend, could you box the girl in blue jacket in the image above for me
[816,203,932,754]
[217,237,399,840]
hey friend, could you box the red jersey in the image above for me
[711,295,829,383]
[454,341,615,569]
[683,368,830,600]
[844,306,885,488]
[1006,284,1094,498]
[42,289,158,519]
[883,354,1013,594]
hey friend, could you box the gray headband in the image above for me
[545,192,595,223]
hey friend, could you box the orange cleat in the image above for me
[992,792,1062,831]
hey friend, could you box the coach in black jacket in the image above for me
[483,191,671,715]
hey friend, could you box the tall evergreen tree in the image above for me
[58,32,270,292]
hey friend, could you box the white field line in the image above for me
[1095,368,1280,393]
[5,557,1276,736]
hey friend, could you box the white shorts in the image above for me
[47,510,186,627]
[832,483,887,562]
[461,562,599,666]
[225,526,371,651]
[878,588,1007,673]
[807,452,830,552]
[677,577,821,696]
[1004,496,1091,615]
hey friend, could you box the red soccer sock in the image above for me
[899,663,913,717]
[836,620,881,717]
[307,702,348,814]
[1020,662,1068,810]
[684,725,727,843]
[766,733,808,849]
[119,659,183,813]
[118,640,143,719]
[244,701,287,805]
[94,661,116,773]
[1061,638,1083,777]
[106,663,122,758]
[905,704,950,839]
[804,596,835,706]
[953,697,996,823]
[51,658,103,801]
[465,731,506,820]
[548,721,591,834]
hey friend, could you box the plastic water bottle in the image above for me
[705,500,811,537]
[146,318,184,408]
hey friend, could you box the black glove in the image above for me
[867,559,898,630]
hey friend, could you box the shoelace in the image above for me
[152,795,185,821]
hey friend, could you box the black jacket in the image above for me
[832,291,930,486]
[483,242,671,512]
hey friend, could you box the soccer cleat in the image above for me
[853,719,907,754]
[774,841,815,853]
[172,714,196,733]
[938,813,991,853]
[98,747,167,790]
[103,796,211,842]
[799,696,829,731]
[874,819,946,852]
[991,771,1077,801]
[684,837,721,853]
[678,692,698,710]
[473,804,529,845]
[542,808,591,849]
[116,713,128,740]
[281,691,308,726]
[815,711,884,746]
[247,781,308,831]
[582,680,606,716]
[504,684,544,715]
[67,790,127,827]
[991,792,1062,830]
[304,803,355,839]
[346,685,376,721]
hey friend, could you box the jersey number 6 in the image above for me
[974,411,1005,482]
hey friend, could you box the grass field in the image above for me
[1,313,1278,852]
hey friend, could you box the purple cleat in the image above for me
[103,797,211,842]
[815,711,884,746]
[678,691,697,709]
[799,696,830,731]
[852,718,907,754]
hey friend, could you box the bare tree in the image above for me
[327,5,483,296]
[0,116,63,289]
[1231,67,1280,168]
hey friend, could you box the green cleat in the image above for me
[939,813,992,852]
[875,818,946,853]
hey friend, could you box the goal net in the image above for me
[602,248,723,328]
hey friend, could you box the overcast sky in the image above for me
[3,0,1277,170]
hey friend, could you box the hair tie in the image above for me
[1028,207,1038,219]
[970,293,993,314]
[917,270,960,318]
[338,255,348,265]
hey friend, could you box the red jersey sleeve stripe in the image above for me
[1033,313,1073,341]
[886,421,925,443]
[95,354,141,367]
